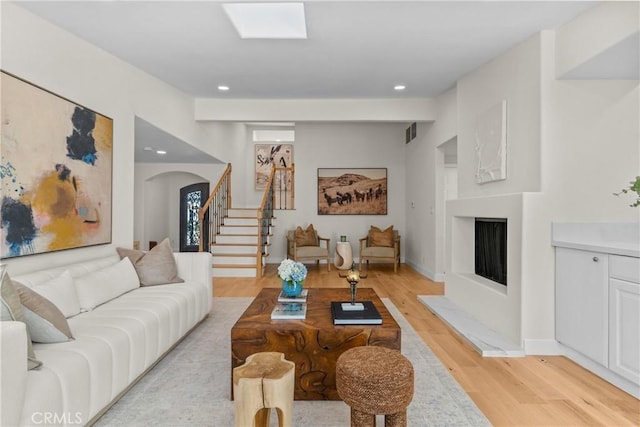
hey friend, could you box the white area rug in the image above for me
[95,297,490,427]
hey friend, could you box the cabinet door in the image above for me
[609,278,640,384]
[556,247,608,366]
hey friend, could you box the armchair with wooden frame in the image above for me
[286,225,331,271]
[359,226,400,273]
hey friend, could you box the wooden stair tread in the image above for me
[211,242,271,247]
[213,253,258,257]
[213,263,258,269]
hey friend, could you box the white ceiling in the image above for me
[15,1,599,99]
[13,1,615,164]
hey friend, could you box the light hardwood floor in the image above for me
[214,263,640,426]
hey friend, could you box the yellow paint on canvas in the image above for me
[94,115,113,152]
[31,170,83,250]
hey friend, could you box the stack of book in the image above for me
[271,290,308,320]
[331,301,382,325]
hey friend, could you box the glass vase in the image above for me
[281,279,303,297]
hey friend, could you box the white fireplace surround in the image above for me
[445,194,524,346]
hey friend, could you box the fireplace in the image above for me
[475,218,507,286]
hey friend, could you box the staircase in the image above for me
[210,208,272,277]
[199,163,293,278]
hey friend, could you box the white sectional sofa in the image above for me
[1,250,212,427]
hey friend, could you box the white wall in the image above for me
[443,21,639,350]
[457,34,543,199]
[220,122,408,263]
[1,4,218,275]
[404,88,458,280]
[134,163,227,251]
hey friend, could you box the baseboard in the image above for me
[523,339,563,355]
[405,261,444,282]
[558,343,640,399]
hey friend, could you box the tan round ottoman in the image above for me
[336,346,414,427]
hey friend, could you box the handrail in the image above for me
[255,167,276,278]
[198,163,232,252]
[255,164,295,277]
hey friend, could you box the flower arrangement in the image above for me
[613,176,640,208]
[278,259,307,283]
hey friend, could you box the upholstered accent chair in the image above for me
[286,225,331,271]
[359,226,400,273]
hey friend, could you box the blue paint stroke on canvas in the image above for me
[66,107,98,166]
[0,162,24,195]
[1,197,37,257]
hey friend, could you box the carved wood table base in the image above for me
[231,288,401,400]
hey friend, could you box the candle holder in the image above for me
[342,264,364,311]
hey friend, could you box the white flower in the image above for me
[278,259,307,283]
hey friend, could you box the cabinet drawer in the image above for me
[610,255,640,284]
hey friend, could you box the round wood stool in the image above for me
[336,346,414,427]
[233,352,295,427]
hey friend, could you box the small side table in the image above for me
[335,241,353,270]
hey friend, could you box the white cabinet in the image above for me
[555,247,609,365]
[555,247,640,397]
[609,256,640,385]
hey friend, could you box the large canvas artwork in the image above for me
[255,143,293,190]
[1,72,113,259]
[475,100,507,184]
[318,168,387,215]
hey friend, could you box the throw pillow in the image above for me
[31,270,81,318]
[74,257,141,311]
[369,225,394,247]
[0,271,42,370]
[13,282,74,343]
[117,238,184,286]
[294,225,318,247]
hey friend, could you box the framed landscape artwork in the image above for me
[255,143,293,190]
[0,71,113,259]
[317,168,387,215]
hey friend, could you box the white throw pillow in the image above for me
[32,270,81,318]
[74,258,140,311]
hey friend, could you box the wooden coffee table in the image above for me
[230,287,401,400]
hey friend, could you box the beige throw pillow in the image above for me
[13,282,74,343]
[117,238,184,286]
[369,225,394,247]
[294,225,318,247]
[0,272,42,370]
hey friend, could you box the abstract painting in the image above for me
[475,100,507,184]
[1,72,113,258]
[255,143,293,190]
[318,168,387,215]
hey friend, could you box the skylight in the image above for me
[222,2,307,39]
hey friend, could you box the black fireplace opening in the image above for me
[475,218,507,286]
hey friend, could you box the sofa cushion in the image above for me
[74,258,140,311]
[295,225,318,247]
[369,225,394,247]
[117,238,184,286]
[14,282,74,343]
[30,270,81,318]
[0,272,42,370]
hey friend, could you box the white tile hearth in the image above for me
[419,296,525,357]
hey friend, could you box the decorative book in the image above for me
[277,289,308,303]
[331,301,382,325]
[271,303,307,320]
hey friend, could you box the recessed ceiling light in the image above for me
[156,150,167,155]
[143,146,153,151]
[218,85,230,91]
[394,85,406,91]
[223,2,307,39]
